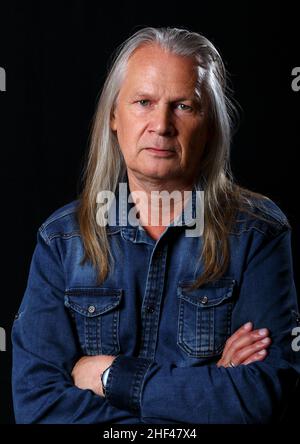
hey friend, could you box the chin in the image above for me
[129,159,181,182]
[140,168,178,181]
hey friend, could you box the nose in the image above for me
[148,104,175,137]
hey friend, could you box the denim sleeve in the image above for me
[105,227,300,423]
[11,229,140,424]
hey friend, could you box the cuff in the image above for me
[105,354,153,414]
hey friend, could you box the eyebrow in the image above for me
[132,92,197,102]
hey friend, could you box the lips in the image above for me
[145,146,176,152]
[145,147,176,157]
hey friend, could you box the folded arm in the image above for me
[103,227,300,423]
[12,230,141,424]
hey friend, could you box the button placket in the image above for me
[139,244,168,360]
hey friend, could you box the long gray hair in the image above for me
[78,27,265,287]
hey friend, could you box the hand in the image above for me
[217,322,271,368]
[71,354,117,396]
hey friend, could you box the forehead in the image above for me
[122,44,198,93]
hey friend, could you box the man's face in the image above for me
[111,44,209,185]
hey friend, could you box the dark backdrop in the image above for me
[0,0,299,425]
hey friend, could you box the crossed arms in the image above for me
[12,227,300,423]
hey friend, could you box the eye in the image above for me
[137,99,150,107]
[175,103,192,111]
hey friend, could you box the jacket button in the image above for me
[88,305,96,313]
[201,296,208,304]
[145,305,155,313]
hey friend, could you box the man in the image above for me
[12,27,300,423]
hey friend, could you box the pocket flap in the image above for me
[178,278,235,308]
[64,287,122,317]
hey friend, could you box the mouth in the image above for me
[144,147,176,157]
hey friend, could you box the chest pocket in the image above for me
[64,287,122,356]
[177,278,236,358]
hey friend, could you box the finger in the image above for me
[230,337,271,365]
[223,327,269,362]
[219,337,271,368]
[242,349,268,365]
[230,328,269,354]
[223,322,253,354]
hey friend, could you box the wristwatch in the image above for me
[101,366,111,396]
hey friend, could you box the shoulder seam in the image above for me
[48,231,81,241]
[38,226,50,245]
[250,196,290,227]
[40,206,78,231]
[230,222,290,238]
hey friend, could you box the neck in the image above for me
[125,169,195,228]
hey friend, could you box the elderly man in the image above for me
[12,27,300,423]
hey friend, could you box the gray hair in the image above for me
[79,27,249,286]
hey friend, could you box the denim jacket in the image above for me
[12,185,300,424]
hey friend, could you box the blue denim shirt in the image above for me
[12,185,300,424]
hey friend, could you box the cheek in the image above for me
[115,115,143,157]
[182,124,207,151]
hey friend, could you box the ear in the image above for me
[110,109,117,131]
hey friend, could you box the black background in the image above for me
[0,0,299,425]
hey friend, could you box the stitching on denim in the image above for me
[229,224,287,238]
[40,206,78,230]
[129,365,144,411]
[130,361,152,412]
[66,300,120,316]
[97,315,102,354]
[39,226,50,245]
[48,231,81,241]
[177,285,234,358]
[138,360,153,413]
[112,310,120,354]
[65,287,122,295]
[65,293,121,355]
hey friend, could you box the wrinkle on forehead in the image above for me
[121,44,199,102]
